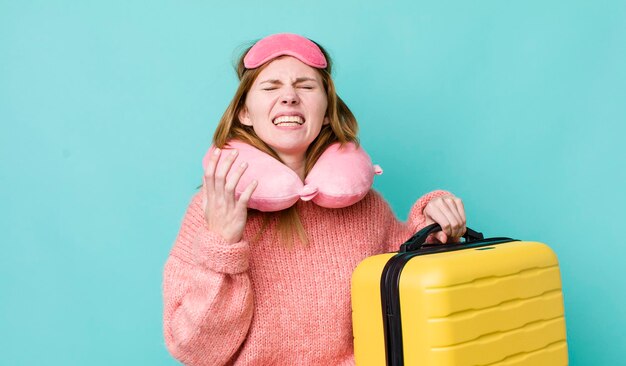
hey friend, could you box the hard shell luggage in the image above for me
[351,224,568,366]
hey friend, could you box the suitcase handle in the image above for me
[399,223,485,252]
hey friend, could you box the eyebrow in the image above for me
[259,77,318,85]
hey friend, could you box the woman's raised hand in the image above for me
[423,195,467,244]
[203,147,258,244]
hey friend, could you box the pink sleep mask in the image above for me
[243,33,328,69]
[201,140,382,212]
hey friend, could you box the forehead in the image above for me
[254,56,322,83]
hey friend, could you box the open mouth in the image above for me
[272,115,305,126]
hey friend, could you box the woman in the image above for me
[163,33,466,365]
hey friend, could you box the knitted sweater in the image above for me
[163,188,451,365]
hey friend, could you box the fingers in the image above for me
[203,145,258,215]
[425,233,438,244]
[426,231,462,244]
[440,197,464,237]
[424,196,467,240]
[236,179,258,210]
[225,161,248,196]
[448,235,461,243]
[434,231,448,243]
[213,149,239,197]
[452,198,467,237]
[426,202,457,237]
[204,147,222,196]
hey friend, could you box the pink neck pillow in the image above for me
[202,140,383,212]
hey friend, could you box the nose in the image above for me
[280,88,300,105]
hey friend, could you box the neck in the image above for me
[276,152,306,181]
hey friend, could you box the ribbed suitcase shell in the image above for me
[351,241,568,365]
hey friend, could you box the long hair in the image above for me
[211,38,359,246]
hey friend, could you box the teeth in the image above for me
[273,115,304,125]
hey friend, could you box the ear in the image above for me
[239,106,253,126]
[323,116,330,125]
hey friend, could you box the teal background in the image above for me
[1,1,624,365]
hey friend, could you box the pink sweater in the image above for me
[162,188,450,365]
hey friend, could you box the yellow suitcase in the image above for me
[351,224,568,365]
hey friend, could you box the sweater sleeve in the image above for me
[162,191,254,366]
[383,189,453,252]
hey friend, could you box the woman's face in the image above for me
[239,56,329,159]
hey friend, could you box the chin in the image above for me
[268,140,311,155]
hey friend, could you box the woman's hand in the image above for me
[203,147,258,244]
[423,195,467,244]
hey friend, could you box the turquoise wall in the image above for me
[1,1,624,365]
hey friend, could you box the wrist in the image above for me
[194,225,250,274]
